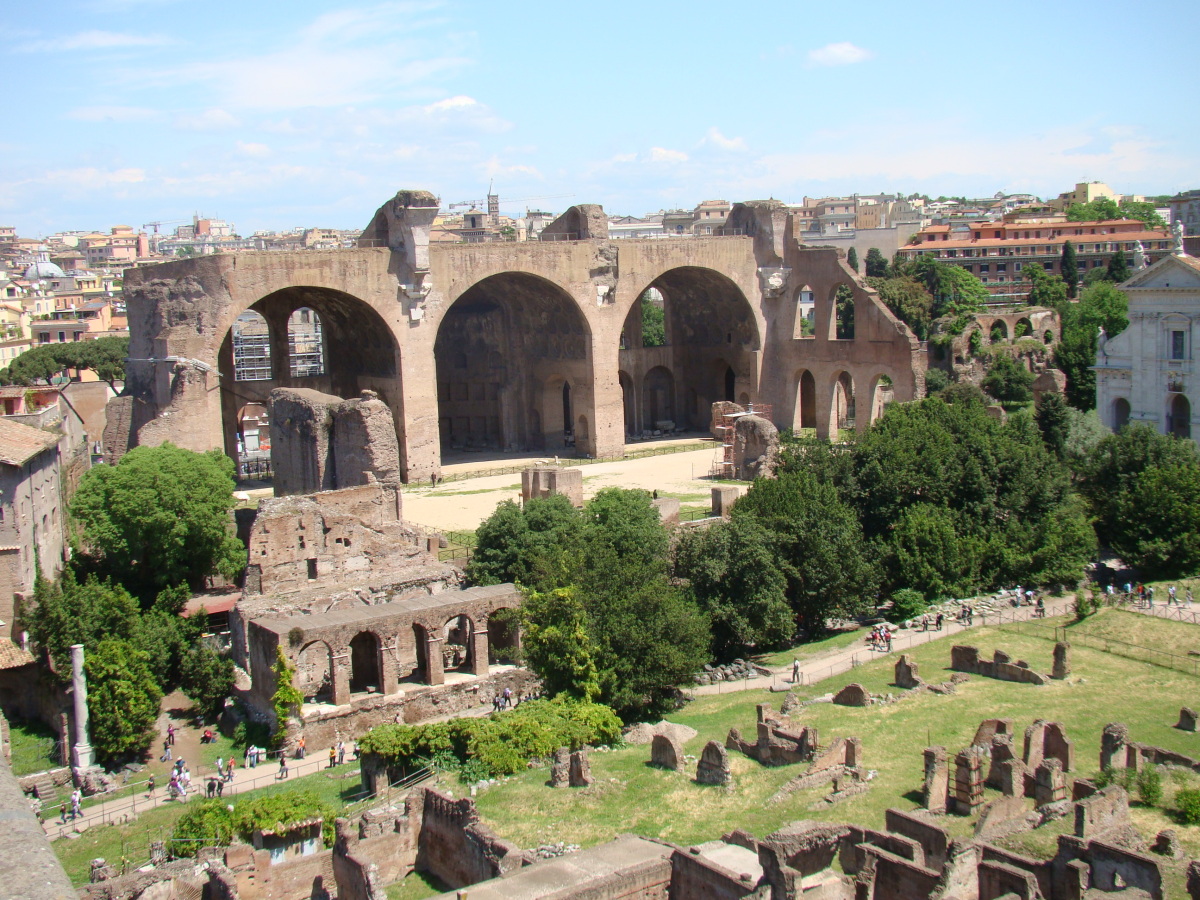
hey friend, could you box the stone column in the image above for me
[470,629,490,677]
[70,644,94,769]
[330,655,351,706]
[425,636,445,686]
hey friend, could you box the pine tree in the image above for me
[847,247,859,273]
[1061,241,1079,299]
[864,247,888,278]
[1106,249,1130,284]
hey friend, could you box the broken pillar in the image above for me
[650,733,684,772]
[894,654,921,689]
[1178,708,1198,732]
[923,746,949,814]
[1052,641,1071,679]
[711,486,740,519]
[568,750,594,787]
[696,740,731,785]
[550,748,570,787]
[1034,759,1067,807]
[952,749,985,814]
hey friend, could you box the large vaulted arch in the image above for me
[434,272,593,454]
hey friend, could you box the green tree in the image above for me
[1066,197,1122,223]
[70,444,246,599]
[271,646,303,743]
[887,504,984,601]
[1025,263,1068,311]
[866,275,934,339]
[1061,241,1079,299]
[25,572,141,675]
[640,292,666,347]
[86,639,162,763]
[1035,392,1071,460]
[835,284,855,339]
[733,471,878,635]
[1055,281,1129,411]
[982,354,1034,405]
[847,247,859,273]
[0,336,129,390]
[466,495,583,593]
[1079,425,1200,577]
[1106,249,1130,283]
[674,517,792,658]
[181,644,236,721]
[521,588,601,701]
[170,800,235,857]
[864,247,888,278]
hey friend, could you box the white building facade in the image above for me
[1095,252,1200,439]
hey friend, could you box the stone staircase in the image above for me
[31,773,60,808]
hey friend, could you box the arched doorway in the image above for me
[832,285,855,340]
[794,370,816,430]
[1112,397,1131,431]
[619,267,760,430]
[435,273,591,454]
[870,374,894,423]
[642,366,675,431]
[1014,317,1033,340]
[295,641,333,704]
[1169,393,1191,439]
[618,371,636,436]
[488,608,522,665]
[990,320,1009,343]
[348,632,381,694]
[218,288,401,469]
[443,615,474,672]
[834,372,856,432]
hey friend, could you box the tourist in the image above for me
[1036,596,1045,618]
[1147,585,1156,606]
[337,741,346,765]
[59,802,69,824]
[206,778,217,799]
[247,746,257,769]
[503,686,513,708]
[161,740,172,763]
[884,629,892,652]
[216,756,224,777]
[492,693,501,712]
[278,755,289,780]
[225,758,236,782]
[70,789,82,821]
[146,774,156,798]
[297,736,306,759]
[329,746,337,769]
[1169,585,1178,605]
[792,658,800,683]
[935,613,944,631]
[167,724,176,746]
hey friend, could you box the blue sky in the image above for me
[3,0,1197,236]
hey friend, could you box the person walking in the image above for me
[70,789,82,821]
[161,740,172,763]
[792,658,800,683]
[1187,587,1194,606]
[167,724,176,747]
[329,746,337,769]
[278,754,289,780]
[337,741,346,766]
[146,774,156,799]
[297,737,306,760]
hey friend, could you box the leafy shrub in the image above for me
[1094,767,1133,790]
[1074,590,1101,621]
[232,719,271,750]
[169,800,235,858]
[358,697,622,780]
[1175,787,1200,824]
[923,369,949,396]
[234,790,337,847]
[1136,766,1163,806]
[890,588,928,620]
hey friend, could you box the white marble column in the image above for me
[70,644,94,769]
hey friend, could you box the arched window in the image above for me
[232,311,272,381]
[288,307,325,377]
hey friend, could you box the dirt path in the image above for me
[404,444,740,532]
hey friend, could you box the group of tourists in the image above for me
[918,613,945,631]
[867,625,893,652]
[1112,581,1194,608]
[58,788,83,823]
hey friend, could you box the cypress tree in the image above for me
[1106,249,1130,283]
[1061,240,1079,299]
[847,247,859,273]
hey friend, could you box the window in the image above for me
[997,263,1007,272]
[1171,330,1187,360]
[58,331,66,342]
[979,264,990,273]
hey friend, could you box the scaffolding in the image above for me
[710,402,773,478]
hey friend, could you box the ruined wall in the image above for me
[415,788,526,888]
[950,645,1050,685]
[667,849,760,900]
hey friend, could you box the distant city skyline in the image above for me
[3,0,1197,237]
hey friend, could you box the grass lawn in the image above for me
[9,717,62,777]
[53,764,366,885]
[385,870,452,900]
[471,614,1200,869]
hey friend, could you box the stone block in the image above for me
[952,749,984,814]
[521,466,583,507]
[650,733,684,771]
[998,758,1028,798]
[568,750,593,787]
[711,486,740,519]
[894,655,921,689]
[1034,759,1067,807]
[1101,723,1129,771]
[550,747,570,787]
[731,415,779,480]
[922,746,949,814]
[833,683,870,707]
[651,497,679,525]
[1052,641,1071,679]
[696,740,731,785]
[1177,707,1198,731]
[972,718,1014,749]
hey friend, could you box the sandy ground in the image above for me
[402,439,747,533]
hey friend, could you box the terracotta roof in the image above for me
[0,417,59,466]
[1175,254,1200,274]
[906,230,1170,252]
[0,637,35,669]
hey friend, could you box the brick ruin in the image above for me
[950,644,1054,685]
[229,423,535,744]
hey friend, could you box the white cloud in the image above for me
[19,30,171,52]
[650,147,689,164]
[174,108,240,131]
[237,142,272,158]
[806,42,873,67]
[35,167,146,189]
[424,95,478,112]
[704,127,747,152]
[65,105,158,123]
